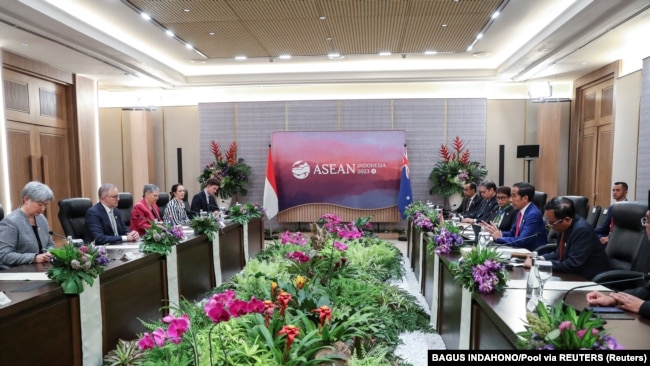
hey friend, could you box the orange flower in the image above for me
[263,300,278,327]
[294,275,306,290]
[278,325,300,351]
[271,281,278,298]
[311,305,332,328]
[276,291,292,317]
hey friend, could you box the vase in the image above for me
[446,192,463,211]
[217,196,232,210]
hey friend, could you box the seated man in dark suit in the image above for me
[454,182,482,217]
[594,181,628,245]
[483,182,547,251]
[84,183,140,245]
[489,186,517,232]
[191,177,220,216]
[524,196,611,280]
[462,180,498,224]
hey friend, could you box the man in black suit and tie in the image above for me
[462,180,499,224]
[454,182,482,217]
[191,177,220,216]
[84,183,140,245]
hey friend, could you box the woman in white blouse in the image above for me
[163,183,191,225]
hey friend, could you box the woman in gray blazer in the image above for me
[0,181,55,269]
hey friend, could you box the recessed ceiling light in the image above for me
[379,52,392,56]
[165,30,174,37]
[140,12,151,21]
[184,8,190,12]
[424,50,437,55]
[21,42,29,47]
[441,24,448,27]
[279,54,292,59]
[328,53,340,58]
[319,16,326,20]
[467,45,474,51]
[209,32,215,36]
[185,43,193,50]
[476,33,483,40]
[473,52,489,57]
[326,37,333,41]
[235,56,247,60]
[189,59,206,64]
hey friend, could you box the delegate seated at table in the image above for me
[0,181,54,269]
[523,196,611,280]
[586,206,650,318]
[483,182,547,251]
[191,177,220,216]
[130,184,162,235]
[84,183,140,245]
[163,183,191,225]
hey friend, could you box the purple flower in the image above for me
[286,251,310,263]
[333,241,348,251]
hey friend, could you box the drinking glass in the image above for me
[536,261,553,303]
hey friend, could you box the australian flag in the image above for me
[398,147,413,219]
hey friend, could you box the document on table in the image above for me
[0,272,49,281]
[507,280,610,291]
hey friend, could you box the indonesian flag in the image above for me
[263,146,279,219]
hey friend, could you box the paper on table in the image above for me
[0,272,50,281]
[507,280,610,291]
[105,243,140,250]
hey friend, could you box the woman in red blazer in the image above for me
[130,184,162,235]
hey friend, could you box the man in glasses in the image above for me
[84,183,140,245]
[587,193,650,318]
[524,196,610,280]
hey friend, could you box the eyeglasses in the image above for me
[545,218,563,230]
[496,195,509,200]
[642,217,648,227]
[106,195,119,199]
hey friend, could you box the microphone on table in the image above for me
[49,231,84,247]
[488,232,541,247]
[561,272,650,312]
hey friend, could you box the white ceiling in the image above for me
[0,0,649,92]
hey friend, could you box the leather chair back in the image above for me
[596,206,610,228]
[562,195,589,219]
[117,192,134,226]
[157,192,170,218]
[58,198,93,239]
[532,191,547,214]
[585,205,602,228]
[606,201,650,272]
[0,203,4,221]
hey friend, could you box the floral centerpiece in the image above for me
[189,212,224,242]
[228,202,265,225]
[428,136,488,199]
[198,140,252,200]
[46,243,109,294]
[449,246,508,294]
[517,301,622,350]
[404,201,440,232]
[140,223,185,255]
[427,221,464,255]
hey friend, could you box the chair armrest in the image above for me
[534,243,556,256]
[592,270,647,291]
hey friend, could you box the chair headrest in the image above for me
[612,201,648,231]
[58,198,93,216]
[117,192,133,208]
[157,192,170,206]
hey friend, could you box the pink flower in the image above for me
[228,299,250,317]
[247,297,265,314]
[79,245,88,253]
[138,333,155,350]
[576,328,599,339]
[558,321,573,332]
[166,314,190,342]
[152,328,167,347]
[205,302,231,323]
[333,241,348,251]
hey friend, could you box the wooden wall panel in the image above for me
[74,75,99,199]
[98,108,125,196]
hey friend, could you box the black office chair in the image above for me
[0,203,4,221]
[585,205,602,228]
[58,198,93,240]
[592,201,650,291]
[562,195,589,219]
[532,191,547,214]
[117,192,134,226]
[157,192,170,218]
[595,206,610,229]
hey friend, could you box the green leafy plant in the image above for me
[229,202,264,224]
[140,222,184,255]
[46,243,109,294]
[449,246,508,294]
[428,136,487,198]
[427,221,464,255]
[102,339,146,366]
[517,301,622,350]
[188,212,223,242]
[198,140,252,199]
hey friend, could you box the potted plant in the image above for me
[428,136,487,208]
[198,140,252,205]
[46,242,109,294]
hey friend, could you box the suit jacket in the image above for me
[190,190,219,215]
[465,195,498,222]
[491,204,517,232]
[594,200,628,239]
[495,202,547,251]
[130,199,162,235]
[625,284,650,318]
[454,194,482,216]
[0,208,54,269]
[84,203,129,245]
[543,215,611,280]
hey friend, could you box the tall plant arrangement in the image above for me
[198,140,252,199]
[428,136,487,198]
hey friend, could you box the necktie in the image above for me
[609,217,614,234]
[558,233,566,259]
[108,209,118,235]
[466,198,472,211]
[515,211,523,236]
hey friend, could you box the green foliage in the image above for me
[449,246,509,294]
[188,213,222,242]
[229,202,264,224]
[140,223,184,256]
[102,339,146,366]
[347,344,392,366]
[428,136,488,198]
[46,243,108,294]
[198,140,252,199]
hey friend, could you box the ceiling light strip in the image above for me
[467,0,510,52]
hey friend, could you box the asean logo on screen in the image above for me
[291,161,310,179]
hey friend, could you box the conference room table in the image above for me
[0,218,263,365]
